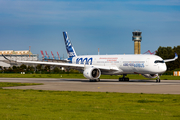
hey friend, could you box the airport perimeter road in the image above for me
[1,78,180,94]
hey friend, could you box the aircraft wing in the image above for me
[164,53,178,62]
[2,54,119,71]
[17,60,84,68]
[16,60,119,71]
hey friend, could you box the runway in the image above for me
[1,78,180,94]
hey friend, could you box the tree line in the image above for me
[0,64,80,74]
[156,45,180,74]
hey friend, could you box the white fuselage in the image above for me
[71,54,167,75]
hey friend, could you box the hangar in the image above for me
[0,50,38,68]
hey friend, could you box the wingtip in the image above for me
[2,54,5,58]
[2,54,8,60]
[175,53,178,58]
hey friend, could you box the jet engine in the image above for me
[142,74,158,78]
[83,67,101,79]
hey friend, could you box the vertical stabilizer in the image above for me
[63,31,77,58]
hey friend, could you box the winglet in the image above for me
[164,53,178,63]
[2,54,10,61]
[175,53,178,59]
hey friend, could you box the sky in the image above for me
[0,0,180,58]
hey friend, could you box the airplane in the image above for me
[2,31,178,82]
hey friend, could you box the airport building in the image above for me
[0,50,38,67]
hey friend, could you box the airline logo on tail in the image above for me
[63,32,77,58]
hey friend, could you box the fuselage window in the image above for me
[154,60,164,63]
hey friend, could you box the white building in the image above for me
[0,50,38,67]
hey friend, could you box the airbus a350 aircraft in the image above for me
[2,32,178,82]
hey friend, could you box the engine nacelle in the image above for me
[142,74,158,78]
[83,67,101,79]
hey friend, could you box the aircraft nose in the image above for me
[160,64,167,73]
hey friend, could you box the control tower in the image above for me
[132,30,142,54]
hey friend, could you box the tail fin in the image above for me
[63,31,77,58]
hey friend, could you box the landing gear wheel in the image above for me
[156,74,161,83]
[125,78,129,81]
[89,79,93,82]
[156,78,161,83]
[96,78,100,82]
[89,79,100,82]
[119,74,129,82]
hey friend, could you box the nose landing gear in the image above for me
[156,75,161,82]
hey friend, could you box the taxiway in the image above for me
[1,78,180,94]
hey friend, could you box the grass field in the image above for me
[0,82,43,88]
[0,82,180,119]
[0,73,180,80]
[0,88,180,120]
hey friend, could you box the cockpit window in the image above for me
[154,60,164,63]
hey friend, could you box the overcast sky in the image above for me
[0,0,180,58]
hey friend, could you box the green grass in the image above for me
[0,73,180,80]
[0,89,180,120]
[0,73,85,79]
[0,82,43,88]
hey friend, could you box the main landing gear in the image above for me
[156,75,161,83]
[119,74,129,81]
[89,78,100,82]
